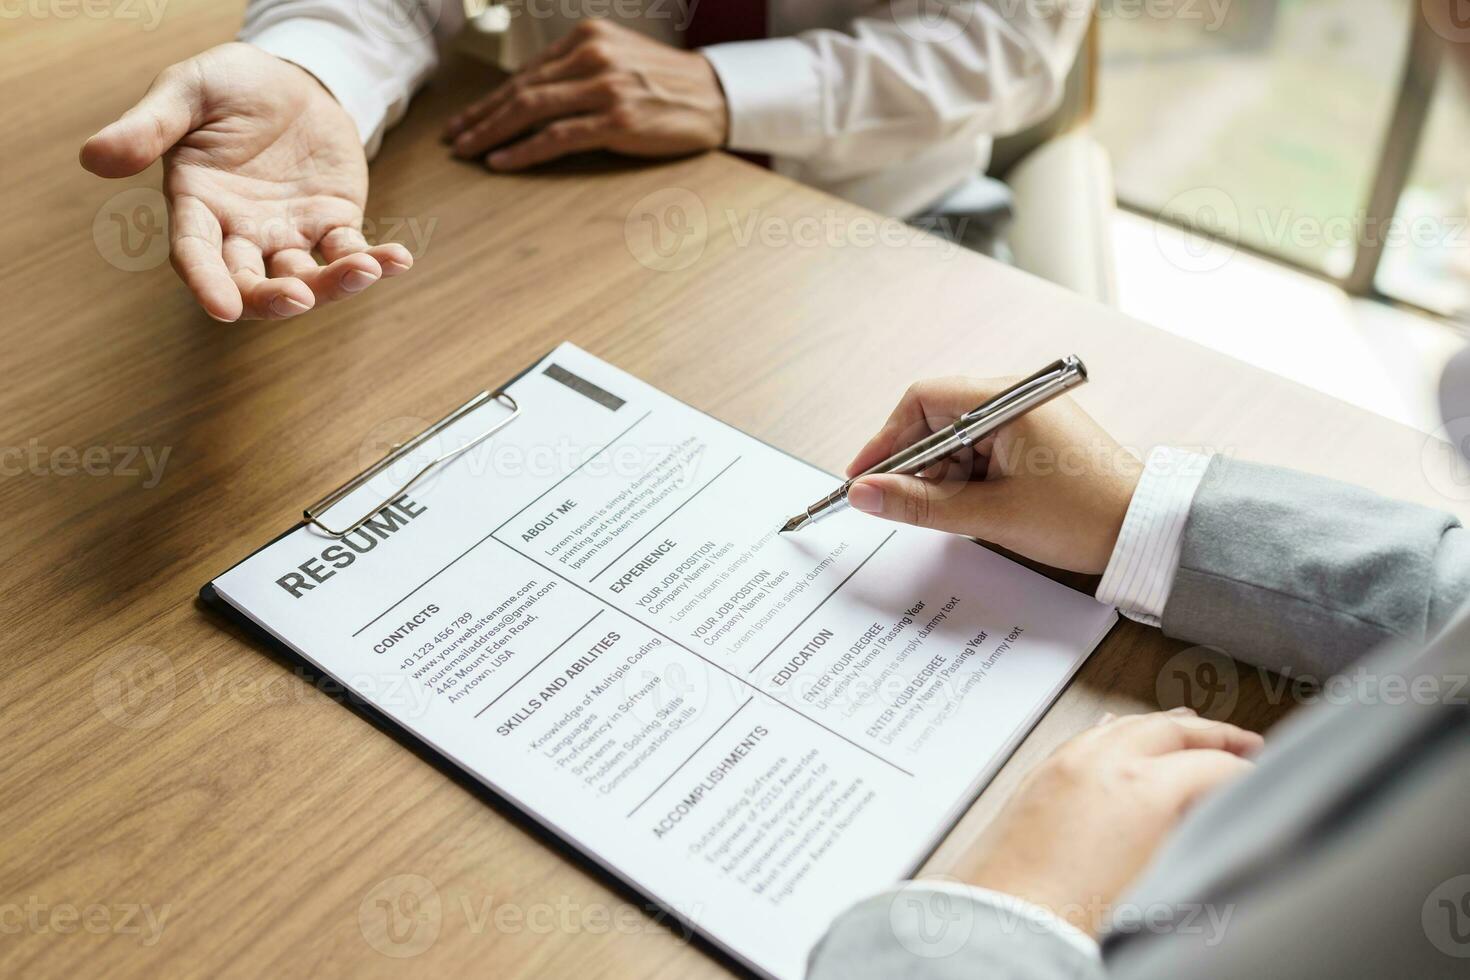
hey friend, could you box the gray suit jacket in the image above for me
[808,456,1470,979]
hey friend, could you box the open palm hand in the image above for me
[82,43,412,321]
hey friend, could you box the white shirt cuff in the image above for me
[909,881,1102,962]
[1096,447,1212,627]
[242,20,397,156]
[699,38,824,157]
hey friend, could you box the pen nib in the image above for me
[779,514,808,534]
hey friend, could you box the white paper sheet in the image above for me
[210,343,1117,978]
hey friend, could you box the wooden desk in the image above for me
[3,4,1464,976]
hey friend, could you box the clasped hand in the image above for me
[443,19,728,170]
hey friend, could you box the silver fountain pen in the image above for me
[778,356,1089,534]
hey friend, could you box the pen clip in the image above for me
[955,356,1085,436]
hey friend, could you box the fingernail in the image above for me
[383,257,412,274]
[1169,706,1197,716]
[271,296,310,317]
[1095,711,1116,726]
[848,481,884,514]
[342,269,378,293]
[488,151,510,169]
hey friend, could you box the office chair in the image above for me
[934,17,1118,306]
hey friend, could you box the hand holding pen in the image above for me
[783,361,1146,575]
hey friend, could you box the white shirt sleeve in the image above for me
[911,880,1103,961]
[239,0,465,158]
[699,0,1092,176]
[1096,447,1213,627]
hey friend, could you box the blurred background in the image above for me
[1089,0,1468,432]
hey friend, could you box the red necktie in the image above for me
[684,0,767,47]
[684,0,770,167]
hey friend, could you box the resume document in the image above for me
[208,344,1117,978]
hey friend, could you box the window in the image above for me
[1093,0,1467,319]
[1374,68,1470,317]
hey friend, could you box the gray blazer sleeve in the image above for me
[1161,456,1470,676]
[806,887,1104,980]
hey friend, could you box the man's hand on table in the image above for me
[843,377,1146,574]
[81,43,412,322]
[954,709,1261,936]
[442,19,728,171]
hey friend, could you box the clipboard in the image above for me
[198,344,1118,979]
[196,348,546,600]
[196,348,759,975]
[304,389,520,537]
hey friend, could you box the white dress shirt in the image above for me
[239,0,1093,217]
[1096,447,1213,626]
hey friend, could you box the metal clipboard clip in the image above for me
[304,390,521,537]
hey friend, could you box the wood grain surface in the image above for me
[3,3,1464,976]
